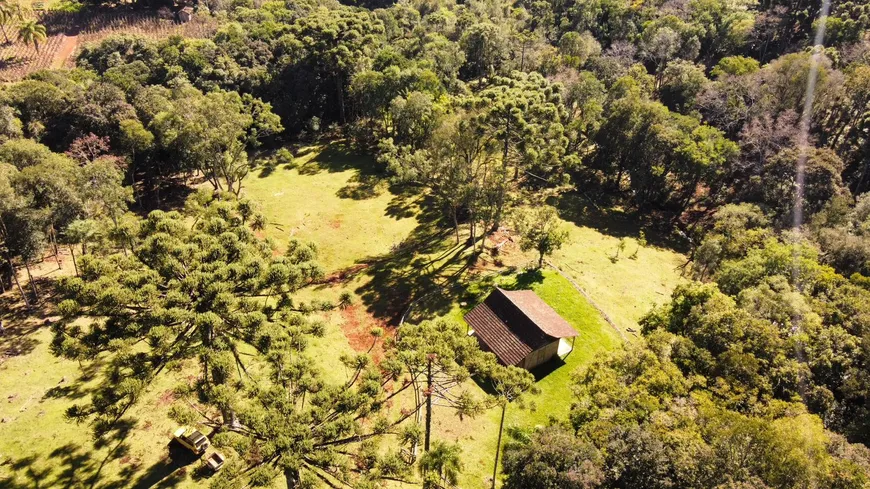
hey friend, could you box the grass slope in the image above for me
[242,144,420,273]
[550,204,688,338]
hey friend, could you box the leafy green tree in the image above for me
[566,336,870,488]
[288,8,385,123]
[594,93,737,214]
[13,151,84,268]
[502,425,604,489]
[117,119,154,204]
[385,319,499,452]
[557,31,601,69]
[710,56,760,78]
[379,111,503,247]
[200,346,416,489]
[60,219,99,276]
[468,71,571,182]
[0,0,19,45]
[513,206,569,268]
[390,91,442,150]
[759,147,846,223]
[460,22,508,79]
[151,87,282,195]
[555,69,606,161]
[0,162,28,306]
[489,366,535,489]
[658,60,708,113]
[691,203,771,279]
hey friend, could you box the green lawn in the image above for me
[0,324,204,488]
[242,144,421,273]
[549,206,687,338]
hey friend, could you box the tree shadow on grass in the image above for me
[297,142,381,176]
[471,353,567,393]
[384,186,421,220]
[353,197,482,324]
[256,162,278,178]
[0,287,55,359]
[554,192,691,252]
[527,357,568,381]
[0,419,138,489]
[503,269,546,291]
[0,455,51,489]
[336,173,388,200]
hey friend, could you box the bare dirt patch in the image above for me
[337,305,390,362]
[157,389,176,407]
[52,35,77,69]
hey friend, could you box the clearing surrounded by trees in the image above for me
[2,0,870,487]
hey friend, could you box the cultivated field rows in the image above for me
[0,10,217,81]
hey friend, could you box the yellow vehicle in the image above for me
[172,427,210,455]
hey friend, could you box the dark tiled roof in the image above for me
[464,288,578,366]
[464,302,532,366]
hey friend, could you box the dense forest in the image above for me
[1,0,870,487]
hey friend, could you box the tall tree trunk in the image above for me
[49,225,61,270]
[451,205,460,244]
[24,260,37,300]
[69,245,78,276]
[424,358,433,452]
[8,257,29,309]
[336,74,346,124]
[284,468,302,489]
[855,155,870,195]
[155,159,163,207]
[491,402,507,489]
[130,153,140,207]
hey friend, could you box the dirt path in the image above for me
[52,34,77,69]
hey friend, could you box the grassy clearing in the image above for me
[0,141,686,489]
[551,198,688,338]
[243,144,421,273]
[0,271,356,489]
[0,323,202,488]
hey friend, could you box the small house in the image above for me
[464,288,578,370]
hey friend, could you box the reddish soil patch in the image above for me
[157,389,176,407]
[120,455,141,467]
[338,305,391,362]
[329,218,342,229]
[52,35,78,69]
[472,228,528,272]
[142,420,153,431]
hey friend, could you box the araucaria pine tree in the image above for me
[52,189,324,434]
